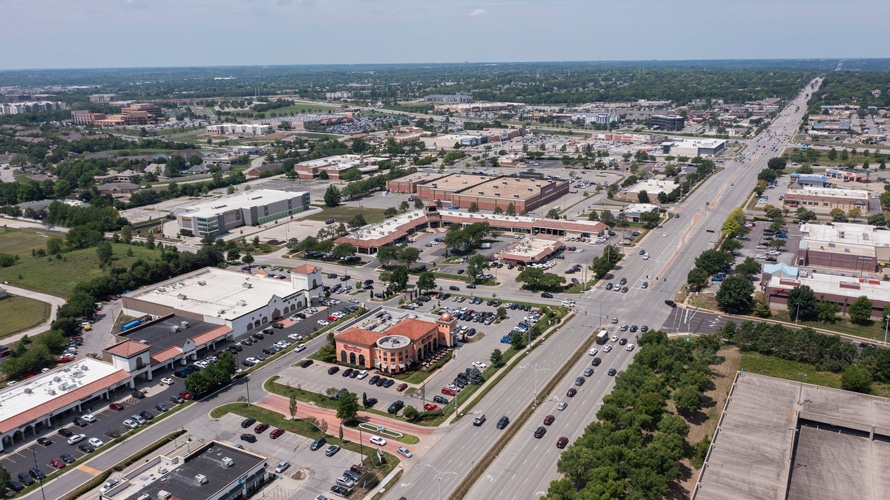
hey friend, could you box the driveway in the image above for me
[0,285,66,343]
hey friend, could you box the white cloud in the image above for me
[468,8,486,16]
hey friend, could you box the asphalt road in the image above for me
[384,78,821,500]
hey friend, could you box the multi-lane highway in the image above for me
[384,78,821,499]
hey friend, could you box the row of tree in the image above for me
[548,331,720,498]
[184,351,237,396]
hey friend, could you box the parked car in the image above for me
[240,433,257,443]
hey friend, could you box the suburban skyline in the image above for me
[0,0,888,70]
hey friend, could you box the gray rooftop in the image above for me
[124,442,265,500]
[120,315,220,355]
[693,372,890,500]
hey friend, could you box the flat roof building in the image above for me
[0,358,132,452]
[782,186,870,214]
[763,271,889,319]
[174,189,310,237]
[122,266,323,339]
[413,173,570,213]
[333,307,456,374]
[650,114,685,131]
[205,123,273,136]
[293,154,387,180]
[622,203,660,222]
[693,372,890,500]
[106,441,268,500]
[795,222,890,272]
[498,238,565,264]
[386,171,447,194]
[618,179,679,202]
[662,139,726,157]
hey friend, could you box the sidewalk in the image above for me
[1,284,66,342]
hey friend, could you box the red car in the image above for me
[55,355,75,363]
[543,415,555,425]
[423,404,440,411]
[328,315,339,322]
[441,387,456,396]
[179,392,192,400]
[50,458,66,469]
[109,403,125,411]
[566,388,577,397]
[556,437,569,449]
[254,423,270,434]
[396,383,408,392]
[270,428,285,439]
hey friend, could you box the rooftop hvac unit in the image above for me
[181,321,190,329]
[157,491,172,500]
[197,281,206,286]
[177,294,187,300]
[237,300,247,307]
[24,388,32,394]
[195,474,208,485]
[221,457,234,468]
[157,287,166,293]
[171,325,182,333]
[242,283,252,289]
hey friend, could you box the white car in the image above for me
[356,370,368,379]
[317,320,330,326]
[588,348,598,356]
[288,333,303,341]
[100,479,120,493]
[610,335,618,342]
[68,434,86,444]
[472,361,487,370]
[245,357,258,364]
[370,435,387,446]
[82,414,96,423]
[89,437,104,447]
[275,460,290,473]
[349,298,359,304]
[123,419,139,429]
[295,344,306,352]
[626,344,635,352]
[603,344,613,353]
[642,254,650,260]
[397,446,413,458]
[161,377,174,385]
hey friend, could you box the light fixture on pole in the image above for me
[31,446,47,500]
[519,363,550,408]
[426,464,457,500]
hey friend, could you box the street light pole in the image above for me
[884,315,889,345]
[426,464,457,500]
[520,363,550,408]
[30,446,47,500]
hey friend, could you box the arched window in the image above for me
[349,352,356,365]
[358,354,366,366]
[341,351,348,363]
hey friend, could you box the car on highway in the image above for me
[557,401,568,411]
[591,357,601,366]
[473,414,486,426]
[370,435,387,446]
[496,416,510,429]
[543,415,555,425]
[608,368,617,376]
[534,426,547,438]
[566,388,577,397]
[574,376,585,386]
[556,437,569,449]
[588,347,598,356]
[397,446,413,458]
[603,344,612,353]
[583,367,594,377]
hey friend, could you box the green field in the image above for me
[741,350,890,398]
[0,242,161,297]
[248,102,341,117]
[0,227,59,257]
[306,206,388,225]
[0,295,50,339]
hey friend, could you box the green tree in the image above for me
[289,391,298,419]
[787,285,819,322]
[468,202,479,213]
[390,266,409,290]
[637,190,649,203]
[120,225,132,244]
[384,207,398,218]
[414,198,425,209]
[735,257,761,278]
[848,295,874,325]
[336,391,360,422]
[332,243,356,259]
[546,208,561,219]
[673,385,703,416]
[241,253,254,269]
[829,208,848,222]
[324,184,341,207]
[402,405,419,421]
[417,271,437,293]
[146,232,155,250]
[348,214,367,228]
[818,301,841,323]
[715,275,755,314]
[694,249,734,275]
[466,254,491,283]
[46,236,64,256]
[753,297,772,318]
[490,348,504,367]
[720,238,743,253]
[767,157,787,170]
[376,245,400,267]
[827,148,837,161]
[505,202,516,216]
[0,463,10,492]
[841,364,872,393]
[96,240,113,268]
[496,306,507,320]
[687,268,708,290]
[516,267,545,290]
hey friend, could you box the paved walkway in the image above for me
[258,393,434,455]
[1,285,66,342]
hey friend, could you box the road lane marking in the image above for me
[78,464,102,476]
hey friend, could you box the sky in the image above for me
[0,0,888,70]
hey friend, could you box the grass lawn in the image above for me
[740,350,890,398]
[0,243,161,297]
[771,309,888,342]
[0,295,49,338]
[306,206,388,225]
[0,227,60,257]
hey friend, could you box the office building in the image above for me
[174,189,309,237]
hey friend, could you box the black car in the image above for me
[375,377,386,387]
[591,357,601,366]
[619,277,627,285]
[382,378,395,388]
[605,283,613,290]
[58,427,74,437]
[664,299,676,307]
[73,417,88,427]
[37,437,52,446]
[7,480,24,492]
[433,395,449,405]
[140,410,154,421]
[328,366,340,375]
[310,436,327,451]
[364,397,378,408]
[79,443,95,453]
[240,433,257,443]
[368,375,381,385]
[574,376,585,386]
[29,468,45,480]
[241,418,256,429]
[331,484,350,495]
[534,426,547,439]
[300,359,314,368]
[349,370,359,378]
[342,368,354,377]
[17,473,34,486]
[60,453,76,464]
[540,292,553,298]
[608,368,617,376]
[496,416,510,429]
[388,400,405,414]
[131,391,145,400]
[619,338,628,345]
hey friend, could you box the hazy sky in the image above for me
[1,0,887,69]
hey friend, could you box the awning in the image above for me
[399,363,405,369]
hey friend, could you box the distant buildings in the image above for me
[93,169,141,184]
[293,154,387,180]
[0,101,66,115]
[781,187,870,214]
[205,123,273,136]
[424,94,473,103]
[570,112,619,125]
[618,179,680,203]
[650,114,686,131]
[174,189,310,237]
[660,139,726,157]
[796,223,888,272]
[433,102,523,113]
[72,103,162,127]
[89,93,117,103]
